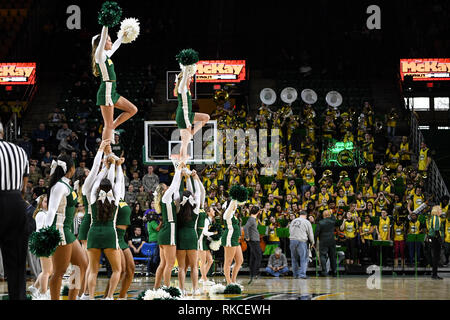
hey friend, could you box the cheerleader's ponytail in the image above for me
[91,35,101,77]
[153,183,166,214]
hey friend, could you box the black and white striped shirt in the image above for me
[0,139,29,191]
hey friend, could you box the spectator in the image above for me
[125,185,137,207]
[73,117,88,135]
[33,178,48,198]
[315,210,339,276]
[58,135,75,153]
[136,185,150,209]
[265,247,289,277]
[142,165,159,193]
[128,226,147,258]
[289,211,314,279]
[47,107,66,127]
[340,211,359,266]
[156,165,169,184]
[128,159,141,177]
[130,172,142,191]
[18,133,33,158]
[56,122,72,142]
[111,134,124,158]
[32,123,50,149]
[40,151,53,169]
[28,164,42,185]
[85,131,98,153]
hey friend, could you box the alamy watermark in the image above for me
[366,265,381,290]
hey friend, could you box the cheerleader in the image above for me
[154,163,184,289]
[103,157,135,300]
[176,170,202,295]
[77,139,111,299]
[222,199,244,285]
[28,195,52,300]
[196,178,216,285]
[86,155,124,300]
[91,23,137,142]
[198,205,217,285]
[44,155,88,300]
[173,49,210,164]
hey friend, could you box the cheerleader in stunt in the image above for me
[92,3,137,142]
[173,49,210,164]
[103,157,135,300]
[176,170,202,295]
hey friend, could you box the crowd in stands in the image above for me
[18,87,450,275]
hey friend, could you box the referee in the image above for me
[0,126,30,300]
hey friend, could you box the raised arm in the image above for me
[192,177,202,212]
[90,167,108,204]
[162,168,182,204]
[107,162,116,186]
[95,26,109,62]
[223,199,238,221]
[44,183,69,227]
[113,164,124,206]
[105,33,123,57]
[197,175,206,209]
[82,148,104,196]
[177,71,192,128]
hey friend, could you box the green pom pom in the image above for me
[176,48,199,66]
[29,226,62,257]
[246,187,254,198]
[224,284,242,294]
[61,285,69,296]
[208,222,223,241]
[98,1,123,27]
[136,290,146,300]
[162,286,181,298]
[229,185,248,203]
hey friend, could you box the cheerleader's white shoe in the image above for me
[192,289,202,296]
[79,293,90,300]
[28,285,39,299]
[103,297,114,300]
[204,280,215,285]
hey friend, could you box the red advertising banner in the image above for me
[196,60,246,83]
[400,58,450,81]
[0,62,36,85]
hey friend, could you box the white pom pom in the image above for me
[208,284,226,296]
[143,288,172,300]
[118,17,140,44]
[209,240,221,251]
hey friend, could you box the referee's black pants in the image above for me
[0,192,29,300]
[247,241,262,277]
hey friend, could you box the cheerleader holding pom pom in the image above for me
[92,1,139,142]
[173,49,210,164]
[222,185,248,288]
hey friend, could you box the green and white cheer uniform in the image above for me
[87,161,124,250]
[95,26,122,106]
[221,200,240,247]
[45,177,78,246]
[157,168,182,246]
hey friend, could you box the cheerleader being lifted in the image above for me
[91,2,139,142]
[172,48,210,164]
